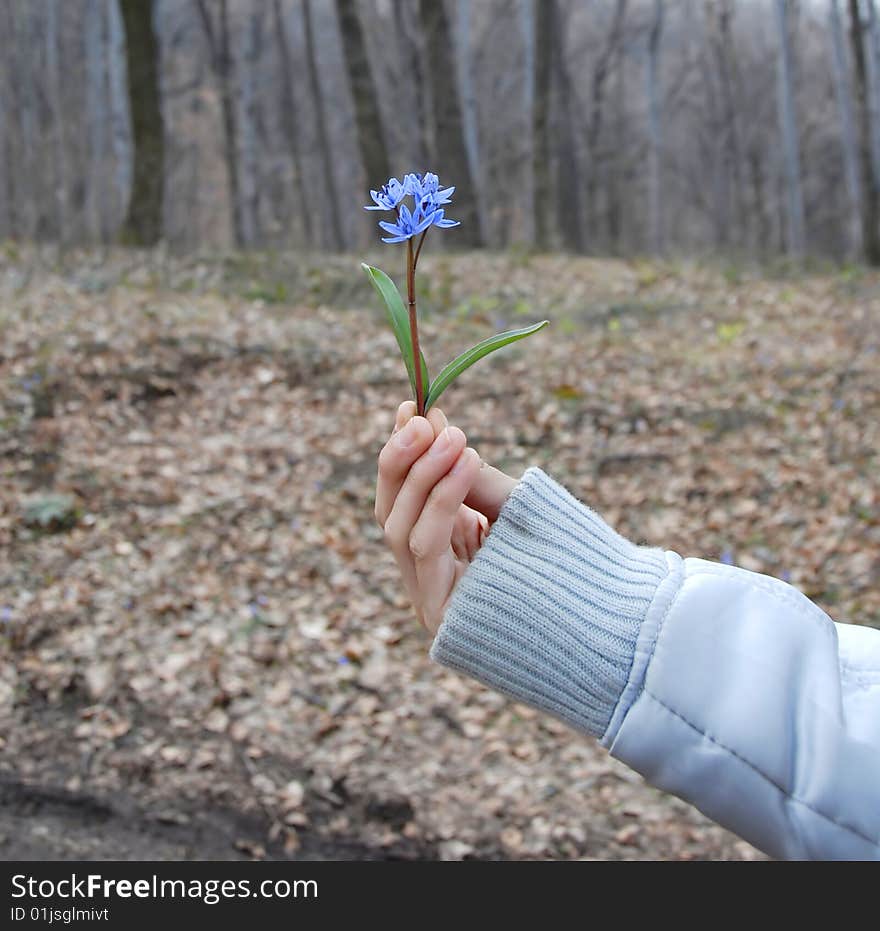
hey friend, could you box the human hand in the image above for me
[375,401,519,636]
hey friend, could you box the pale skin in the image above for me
[375,400,519,636]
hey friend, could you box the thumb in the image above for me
[465,461,519,524]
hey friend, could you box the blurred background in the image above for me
[1,0,880,261]
[0,0,877,862]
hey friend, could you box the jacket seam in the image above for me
[604,551,682,743]
[644,689,879,851]
[685,563,834,637]
[839,662,880,675]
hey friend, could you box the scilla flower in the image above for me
[362,171,548,418]
[365,176,406,211]
[367,171,460,240]
[378,203,435,244]
[409,172,455,205]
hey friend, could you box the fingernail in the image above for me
[430,426,451,456]
[396,419,419,447]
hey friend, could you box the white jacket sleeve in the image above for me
[430,467,880,859]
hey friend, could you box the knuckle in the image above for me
[407,530,429,561]
[408,448,439,485]
[377,441,396,474]
[425,474,455,511]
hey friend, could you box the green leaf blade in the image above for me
[362,263,429,401]
[424,320,549,412]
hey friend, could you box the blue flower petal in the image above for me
[369,172,461,244]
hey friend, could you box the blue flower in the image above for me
[416,201,460,230]
[405,172,455,206]
[422,172,455,205]
[365,177,406,211]
[403,173,422,197]
[368,171,460,241]
[378,203,435,243]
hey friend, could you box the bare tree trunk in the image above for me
[608,30,627,253]
[0,3,30,236]
[849,0,880,262]
[709,0,747,249]
[456,0,488,243]
[585,0,628,248]
[0,47,8,236]
[335,0,391,190]
[774,0,806,259]
[830,0,863,256]
[418,0,482,245]
[646,0,664,255]
[45,0,69,243]
[518,0,536,244]
[272,0,313,246]
[86,0,107,241]
[533,0,554,248]
[120,0,165,245]
[864,0,880,187]
[195,0,249,248]
[553,4,584,252]
[698,9,728,249]
[393,0,431,168]
[748,145,771,256]
[237,9,261,246]
[107,0,132,234]
[302,0,345,250]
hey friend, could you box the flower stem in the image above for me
[413,229,429,270]
[406,237,425,417]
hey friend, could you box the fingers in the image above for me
[451,504,489,562]
[379,400,516,529]
[393,400,416,433]
[427,407,448,436]
[377,404,450,527]
[383,425,468,556]
[464,462,519,523]
[410,447,482,616]
[375,412,435,527]
[392,402,446,437]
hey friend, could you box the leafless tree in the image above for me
[774,0,806,258]
[418,0,482,245]
[120,0,164,245]
[849,0,880,262]
[336,0,391,190]
[302,0,345,250]
[0,0,873,262]
[830,0,863,255]
[646,0,665,254]
[272,0,312,246]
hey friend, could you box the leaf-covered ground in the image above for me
[1,248,877,860]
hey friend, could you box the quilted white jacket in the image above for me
[431,467,880,859]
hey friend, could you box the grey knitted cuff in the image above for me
[429,466,670,739]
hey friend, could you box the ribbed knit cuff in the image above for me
[429,466,670,739]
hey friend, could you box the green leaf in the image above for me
[424,320,549,412]
[362,263,429,401]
